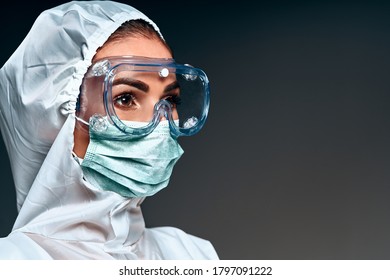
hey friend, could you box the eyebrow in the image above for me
[112,77,149,92]
[164,81,180,93]
[112,77,180,93]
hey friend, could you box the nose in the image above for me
[140,97,168,121]
[134,98,172,123]
[156,100,171,120]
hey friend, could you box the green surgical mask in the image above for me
[80,121,184,197]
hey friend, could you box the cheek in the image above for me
[73,119,92,158]
[79,79,106,119]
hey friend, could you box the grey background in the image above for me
[1,0,390,259]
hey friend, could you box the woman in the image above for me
[0,0,218,259]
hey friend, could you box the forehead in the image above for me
[93,36,173,62]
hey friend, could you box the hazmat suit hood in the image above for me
[0,0,218,259]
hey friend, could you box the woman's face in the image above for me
[73,36,173,158]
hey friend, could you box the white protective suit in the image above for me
[0,0,218,260]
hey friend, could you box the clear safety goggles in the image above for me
[76,56,210,139]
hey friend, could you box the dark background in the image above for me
[1,0,390,259]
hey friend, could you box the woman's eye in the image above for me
[114,93,136,108]
[164,95,182,108]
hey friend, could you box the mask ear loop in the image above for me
[75,84,92,132]
[75,92,91,130]
[74,93,90,132]
[75,116,89,126]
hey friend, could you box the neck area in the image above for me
[12,117,147,258]
[17,191,146,258]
